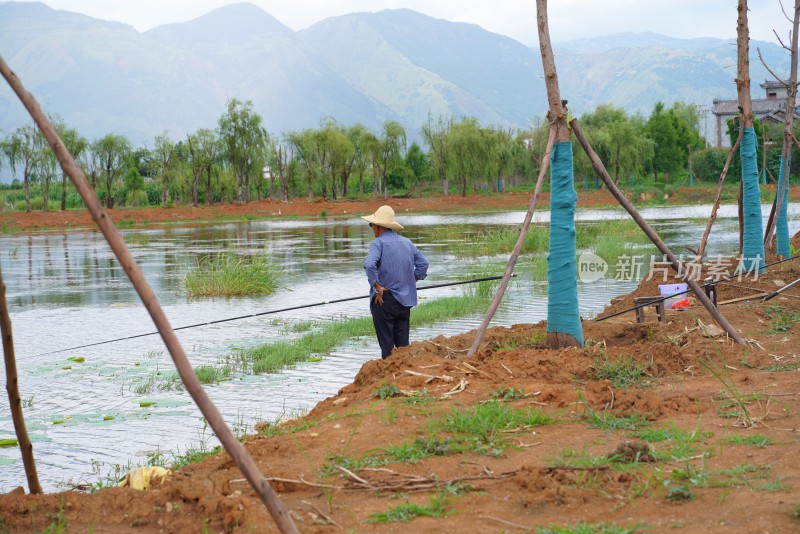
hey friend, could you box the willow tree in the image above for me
[3,123,38,212]
[218,98,267,203]
[448,117,486,197]
[737,0,766,273]
[54,121,88,210]
[187,128,219,207]
[375,120,406,198]
[421,114,453,196]
[92,133,131,208]
[538,0,583,348]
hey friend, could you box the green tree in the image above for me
[448,117,486,197]
[268,137,294,201]
[288,129,318,200]
[53,120,88,210]
[404,141,430,187]
[187,129,219,206]
[218,98,268,202]
[92,133,132,208]
[421,114,453,196]
[581,105,652,184]
[375,120,406,198]
[33,127,57,211]
[3,123,39,212]
[151,131,177,205]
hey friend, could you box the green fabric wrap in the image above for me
[740,128,766,274]
[776,155,791,259]
[546,141,583,346]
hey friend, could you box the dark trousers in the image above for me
[370,291,411,359]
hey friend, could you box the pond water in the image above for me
[0,203,798,492]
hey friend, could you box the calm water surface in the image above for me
[0,203,798,491]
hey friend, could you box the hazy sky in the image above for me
[19,0,786,46]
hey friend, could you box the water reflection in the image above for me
[0,205,798,491]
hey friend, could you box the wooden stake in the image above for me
[571,118,746,345]
[466,128,555,357]
[696,125,743,260]
[0,267,42,495]
[0,56,298,533]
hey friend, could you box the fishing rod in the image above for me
[596,253,800,322]
[39,274,516,356]
[763,275,800,302]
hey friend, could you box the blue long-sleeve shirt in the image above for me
[363,230,429,307]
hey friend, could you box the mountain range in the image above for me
[0,1,791,146]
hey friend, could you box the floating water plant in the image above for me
[52,419,64,425]
[103,416,115,421]
[0,438,18,448]
[184,253,281,297]
[67,356,85,363]
[139,401,156,408]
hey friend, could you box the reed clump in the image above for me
[184,253,281,297]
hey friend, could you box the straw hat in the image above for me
[362,205,404,230]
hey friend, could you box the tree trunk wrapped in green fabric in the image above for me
[740,127,765,274]
[547,141,583,346]
[776,156,791,259]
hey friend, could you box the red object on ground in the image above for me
[671,298,691,310]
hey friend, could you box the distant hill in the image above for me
[0,2,790,146]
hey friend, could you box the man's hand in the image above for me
[374,283,385,306]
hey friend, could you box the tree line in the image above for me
[0,98,794,212]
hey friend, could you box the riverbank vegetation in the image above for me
[1,100,795,214]
[231,288,495,374]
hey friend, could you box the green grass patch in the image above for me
[591,353,651,389]
[579,393,649,431]
[634,423,711,461]
[536,521,647,533]
[321,401,554,476]
[231,294,490,374]
[721,433,776,448]
[440,400,555,452]
[185,253,281,297]
[367,491,449,523]
[764,305,800,334]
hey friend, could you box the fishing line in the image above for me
[36,274,516,356]
[595,254,800,322]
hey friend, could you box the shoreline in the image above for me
[1,184,796,233]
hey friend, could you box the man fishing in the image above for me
[362,205,429,359]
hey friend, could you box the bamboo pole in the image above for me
[0,56,298,534]
[696,125,743,260]
[466,128,556,357]
[0,267,42,495]
[571,118,746,345]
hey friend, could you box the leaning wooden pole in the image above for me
[0,266,42,495]
[696,124,743,260]
[466,128,556,357]
[0,56,299,534]
[571,119,746,345]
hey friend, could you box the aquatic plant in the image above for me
[232,294,490,374]
[184,253,281,297]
